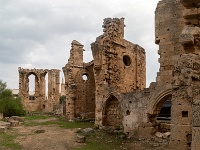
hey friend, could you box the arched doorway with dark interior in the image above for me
[150,94,172,133]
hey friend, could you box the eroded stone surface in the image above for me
[18,68,60,112]
[17,0,200,149]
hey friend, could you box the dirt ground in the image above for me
[4,117,171,150]
[12,118,84,150]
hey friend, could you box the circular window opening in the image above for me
[82,74,88,81]
[123,55,131,66]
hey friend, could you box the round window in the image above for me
[123,55,131,66]
[82,74,88,81]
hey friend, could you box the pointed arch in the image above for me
[152,89,172,115]
[102,92,122,126]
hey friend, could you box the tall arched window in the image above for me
[28,74,36,100]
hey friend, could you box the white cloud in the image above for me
[0,0,160,89]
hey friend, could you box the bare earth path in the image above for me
[3,117,170,150]
[12,118,84,150]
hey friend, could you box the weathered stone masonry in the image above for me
[61,1,200,149]
[91,18,146,127]
[178,1,200,149]
[62,41,96,120]
[18,67,60,112]
[18,0,200,149]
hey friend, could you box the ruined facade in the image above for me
[61,0,200,149]
[62,41,96,120]
[91,18,146,127]
[18,0,200,149]
[18,67,60,112]
[62,18,146,122]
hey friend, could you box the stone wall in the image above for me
[178,1,200,149]
[91,18,146,127]
[18,0,200,148]
[63,41,95,120]
[18,67,60,112]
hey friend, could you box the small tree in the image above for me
[0,80,25,117]
[0,80,6,94]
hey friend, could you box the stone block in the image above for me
[82,128,94,135]
[35,129,45,133]
[163,132,171,139]
[170,124,191,146]
[4,117,9,122]
[192,127,200,150]
[18,117,25,122]
[0,126,7,133]
[161,123,171,130]
[192,105,200,127]
[76,134,86,143]
[155,132,163,138]
[11,116,19,120]
[139,122,153,127]
[179,34,194,45]
[10,120,19,127]
[0,122,11,128]
[138,126,156,138]
[183,8,198,18]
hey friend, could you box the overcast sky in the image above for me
[0,0,160,89]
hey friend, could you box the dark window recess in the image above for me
[29,96,35,100]
[123,55,131,66]
[53,88,55,94]
[126,110,130,115]
[182,111,188,117]
[157,100,171,120]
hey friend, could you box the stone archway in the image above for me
[18,67,60,112]
[149,89,172,116]
[26,72,39,97]
[154,94,172,119]
[103,95,122,127]
[149,91,172,132]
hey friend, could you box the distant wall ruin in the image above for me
[18,67,60,112]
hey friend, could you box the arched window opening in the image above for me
[153,94,172,133]
[28,74,35,100]
[157,99,171,121]
[28,74,35,93]
[45,73,48,100]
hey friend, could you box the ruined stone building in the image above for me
[18,68,60,112]
[18,0,200,149]
[62,18,145,121]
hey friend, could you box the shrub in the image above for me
[0,80,25,117]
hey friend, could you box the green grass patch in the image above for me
[25,115,54,121]
[58,119,94,129]
[0,133,21,150]
[23,117,94,129]
[74,130,129,150]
